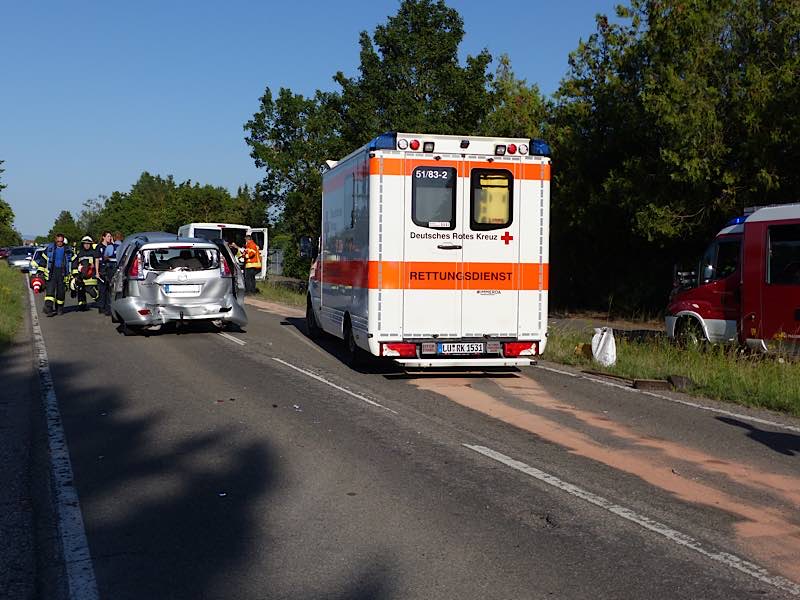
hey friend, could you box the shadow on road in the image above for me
[34,356,396,599]
[716,416,800,457]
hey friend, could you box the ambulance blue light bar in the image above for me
[368,132,398,151]
[725,215,748,226]
[530,139,551,157]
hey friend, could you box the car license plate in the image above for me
[437,342,484,355]
[163,284,201,295]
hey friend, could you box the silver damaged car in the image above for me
[111,232,248,333]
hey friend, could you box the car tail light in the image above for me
[507,143,517,155]
[128,254,144,279]
[220,257,232,277]
[138,309,151,315]
[380,342,417,358]
[504,341,537,357]
[409,139,420,151]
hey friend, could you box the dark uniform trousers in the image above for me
[98,261,116,314]
[44,265,67,313]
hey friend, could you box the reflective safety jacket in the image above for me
[42,243,74,281]
[31,253,49,280]
[244,240,261,270]
[72,245,98,286]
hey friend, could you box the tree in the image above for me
[0,160,23,247]
[47,210,82,244]
[481,55,550,139]
[244,0,495,277]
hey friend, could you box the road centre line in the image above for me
[272,358,398,414]
[535,364,800,434]
[464,443,800,596]
[218,331,246,346]
[27,288,99,600]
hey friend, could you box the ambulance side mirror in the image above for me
[300,236,318,260]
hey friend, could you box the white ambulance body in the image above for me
[307,132,551,367]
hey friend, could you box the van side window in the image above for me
[412,166,456,230]
[471,169,513,230]
[768,224,800,285]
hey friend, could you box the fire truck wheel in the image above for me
[306,297,322,339]
[675,318,706,347]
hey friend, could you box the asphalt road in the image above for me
[23,292,800,599]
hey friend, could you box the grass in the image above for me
[255,280,306,307]
[546,324,800,417]
[0,263,25,352]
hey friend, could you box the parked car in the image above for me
[6,246,35,271]
[0,247,10,259]
[110,232,247,334]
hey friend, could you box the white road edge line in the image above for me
[218,331,246,346]
[28,287,100,600]
[464,443,800,596]
[535,364,800,434]
[272,358,398,414]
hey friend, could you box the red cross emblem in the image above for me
[500,231,514,245]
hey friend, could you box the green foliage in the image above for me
[244,0,494,278]
[47,210,83,244]
[0,263,24,352]
[480,55,549,139]
[43,173,267,242]
[0,160,23,247]
[550,0,800,311]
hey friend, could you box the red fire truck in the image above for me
[666,204,800,352]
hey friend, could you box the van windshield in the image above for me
[144,248,219,271]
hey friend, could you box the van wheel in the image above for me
[676,318,706,347]
[343,321,362,367]
[306,297,322,339]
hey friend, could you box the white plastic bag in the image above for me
[591,327,617,367]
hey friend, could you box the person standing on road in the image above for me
[243,234,261,294]
[97,231,122,316]
[42,233,73,316]
[71,236,99,311]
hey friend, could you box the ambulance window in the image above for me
[471,169,512,230]
[412,166,456,229]
[768,224,800,285]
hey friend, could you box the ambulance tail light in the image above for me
[504,341,537,357]
[423,141,435,153]
[507,143,517,155]
[410,139,421,151]
[397,138,409,150]
[128,253,144,279]
[495,144,506,156]
[380,342,417,358]
[518,144,529,155]
[530,139,552,157]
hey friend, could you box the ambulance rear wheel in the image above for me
[343,321,362,367]
[306,297,322,339]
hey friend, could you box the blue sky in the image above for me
[1,1,620,237]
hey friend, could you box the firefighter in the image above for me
[42,233,74,316]
[71,235,99,311]
[243,234,261,294]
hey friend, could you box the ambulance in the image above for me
[177,223,268,279]
[305,132,551,367]
[666,204,800,352]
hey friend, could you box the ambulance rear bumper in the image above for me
[394,358,535,368]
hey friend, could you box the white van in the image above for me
[305,132,551,367]
[178,223,268,279]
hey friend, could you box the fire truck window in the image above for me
[412,166,456,230]
[471,169,512,231]
[715,240,740,279]
[768,224,800,285]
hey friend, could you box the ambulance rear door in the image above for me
[402,161,463,338]
[461,161,520,338]
[249,227,268,279]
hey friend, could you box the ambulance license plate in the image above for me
[437,342,484,355]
